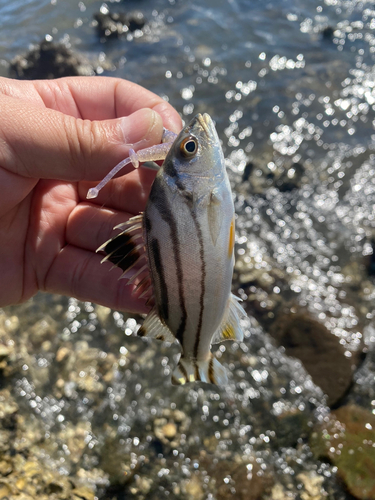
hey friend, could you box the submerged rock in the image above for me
[269,312,359,407]
[93,9,146,39]
[9,40,94,80]
[311,404,375,499]
[239,160,307,195]
[321,26,335,41]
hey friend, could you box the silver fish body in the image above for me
[100,113,246,385]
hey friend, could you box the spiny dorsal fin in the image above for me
[137,308,175,343]
[211,293,247,344]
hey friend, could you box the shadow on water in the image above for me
[0,0,375,498]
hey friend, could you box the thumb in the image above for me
[0,95,164,181]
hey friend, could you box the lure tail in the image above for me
[171,354,228,386]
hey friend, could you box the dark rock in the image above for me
[200,457,274,500]
[94,12,130,38]
[366,239,375,277]
[242,162,254,182]
[9,40,94,80]
[238,160,306,195]
[321,26,335,40]
[94,10,146,39]
[269,312,359,407]
[127,11,146,32]
[276,162,305,192]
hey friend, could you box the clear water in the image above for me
[0,0,374,498]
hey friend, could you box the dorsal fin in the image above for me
[212,293,246,344]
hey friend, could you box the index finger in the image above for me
[33,76,182,132]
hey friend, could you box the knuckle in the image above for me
[64,117,102,180]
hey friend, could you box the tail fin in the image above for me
[171,354,228,386]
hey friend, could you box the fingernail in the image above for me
[153,102,182,134]
[119,108,161,145]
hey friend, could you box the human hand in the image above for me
[0,76,182,312]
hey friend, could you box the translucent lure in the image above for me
[86,128,177,199]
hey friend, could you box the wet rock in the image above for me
[242,161,253,182]
[365,239,375,277]
[274,407,311,447]
[95,305,112,325]
[270,312,358,407]
[153,409,190,449]
[239,159,307,195]
[28,315,58,347]
[100,434,142,486]
[93,8,146,39]
[234,250,288,327]
[270,474,326,500]
[311,404,375,499]
[72,485,96,500]
[275,162,305,192]
[0,389,18,429]
[321,26,335,40]
[296,472,325,500]
[56,341,117,395]
[57,421,92,465]
[9,40,95,80]
[201,457,274,500]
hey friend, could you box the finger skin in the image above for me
[0,76,182,130]
[0,103,162,181]
[0,76,182,311]
[66,203,132,253]
[0,76,182,182]
[44,245,149,314]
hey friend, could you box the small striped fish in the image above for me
[98,113,246,385]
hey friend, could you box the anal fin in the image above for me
[137,308,175,343]
[212,293,247,344]
[171,354,228,386]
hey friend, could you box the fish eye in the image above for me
[180,136,198,158]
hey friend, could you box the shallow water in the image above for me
[0,0,375,498]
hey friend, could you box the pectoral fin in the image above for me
[207,188,223,246]
[212,293,247,344]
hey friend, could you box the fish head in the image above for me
[163,113,225,183]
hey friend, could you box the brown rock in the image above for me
[270,312,357,406]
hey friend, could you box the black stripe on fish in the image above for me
[191,211,206,360]
[104,232,141,272]
[149,178,187,344]
[144,213,152,233]
[150,237,169,322]
[208,355,216,384]
[163,157,178,179]
[164,158,189,193]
